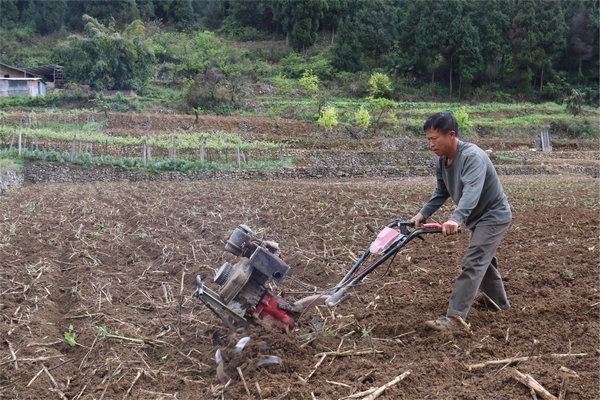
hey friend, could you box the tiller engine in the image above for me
[193,221,457,333]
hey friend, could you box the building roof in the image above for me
[0,77,42,81]
[24,64,63,78]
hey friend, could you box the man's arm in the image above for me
[418,167,450,220]
[449,153,486,226]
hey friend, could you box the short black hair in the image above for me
[423,112,459,138]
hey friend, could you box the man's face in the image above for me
[425,129,456,157]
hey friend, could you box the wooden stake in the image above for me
[508,369,557,400]
[361,370,411,400]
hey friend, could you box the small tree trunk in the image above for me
[18,128,22,157]
[540,67,544,91]
[449,56,453,97]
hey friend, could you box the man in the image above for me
[411,112,512,331]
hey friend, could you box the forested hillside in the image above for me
[0,0,597,107]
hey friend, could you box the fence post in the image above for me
[172,135,177,161]
[142,137,147,168]
[237,145,241,170]
[200,145,205,162]
[71,135,76,162]
[18,128,22,157]
[279,143,283,165]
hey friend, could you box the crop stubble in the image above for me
[0,175,598,399]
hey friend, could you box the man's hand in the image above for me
[411,212,426,227]
[442,220,460,236]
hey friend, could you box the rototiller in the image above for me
[192,220,456,333]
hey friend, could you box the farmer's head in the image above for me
[423,112,459,157]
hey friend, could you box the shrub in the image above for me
[369,72,393,99]
[355,106,371,130]
[454,107,472,134]
[317,107,338,131]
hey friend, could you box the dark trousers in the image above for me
[446,222,511,319]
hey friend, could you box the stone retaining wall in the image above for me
[23,162,598,185]
[0,167,24,193]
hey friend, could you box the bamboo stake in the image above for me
[509,369,557,400]
[361,370,411,400]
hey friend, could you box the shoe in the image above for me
[425,316,464,332]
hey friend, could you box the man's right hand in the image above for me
[410,212,426,227]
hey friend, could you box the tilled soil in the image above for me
[0,174,598,400]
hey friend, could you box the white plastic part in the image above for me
[235,336,251,353]
[257,356,281,366]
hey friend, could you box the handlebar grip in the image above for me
[422,223,462,234]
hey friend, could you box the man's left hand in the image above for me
[442,220,460,236]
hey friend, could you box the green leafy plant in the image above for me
[299,69,320,93]
[317,107,339,131]
[564,270,574,279]
[454,106,472,133]
[355,106,371,130]
[97,326,144,344]
[368,72,393,99]
[361,326,373,338]
[64,325,77,347]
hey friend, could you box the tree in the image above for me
[400,0,444,83]
[82,0,140,26]
[471,0,515,87]
[368,72,393,99]
[333,0,402,71]
[280,0,327,54]
[317,106,338,132]
[509,0,566,91]
[0,0,19,30]
[58,15,155,91]
[569,8,594,78]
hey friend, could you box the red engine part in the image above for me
[253,290,299,333]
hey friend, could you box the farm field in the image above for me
[0,173,598,399]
